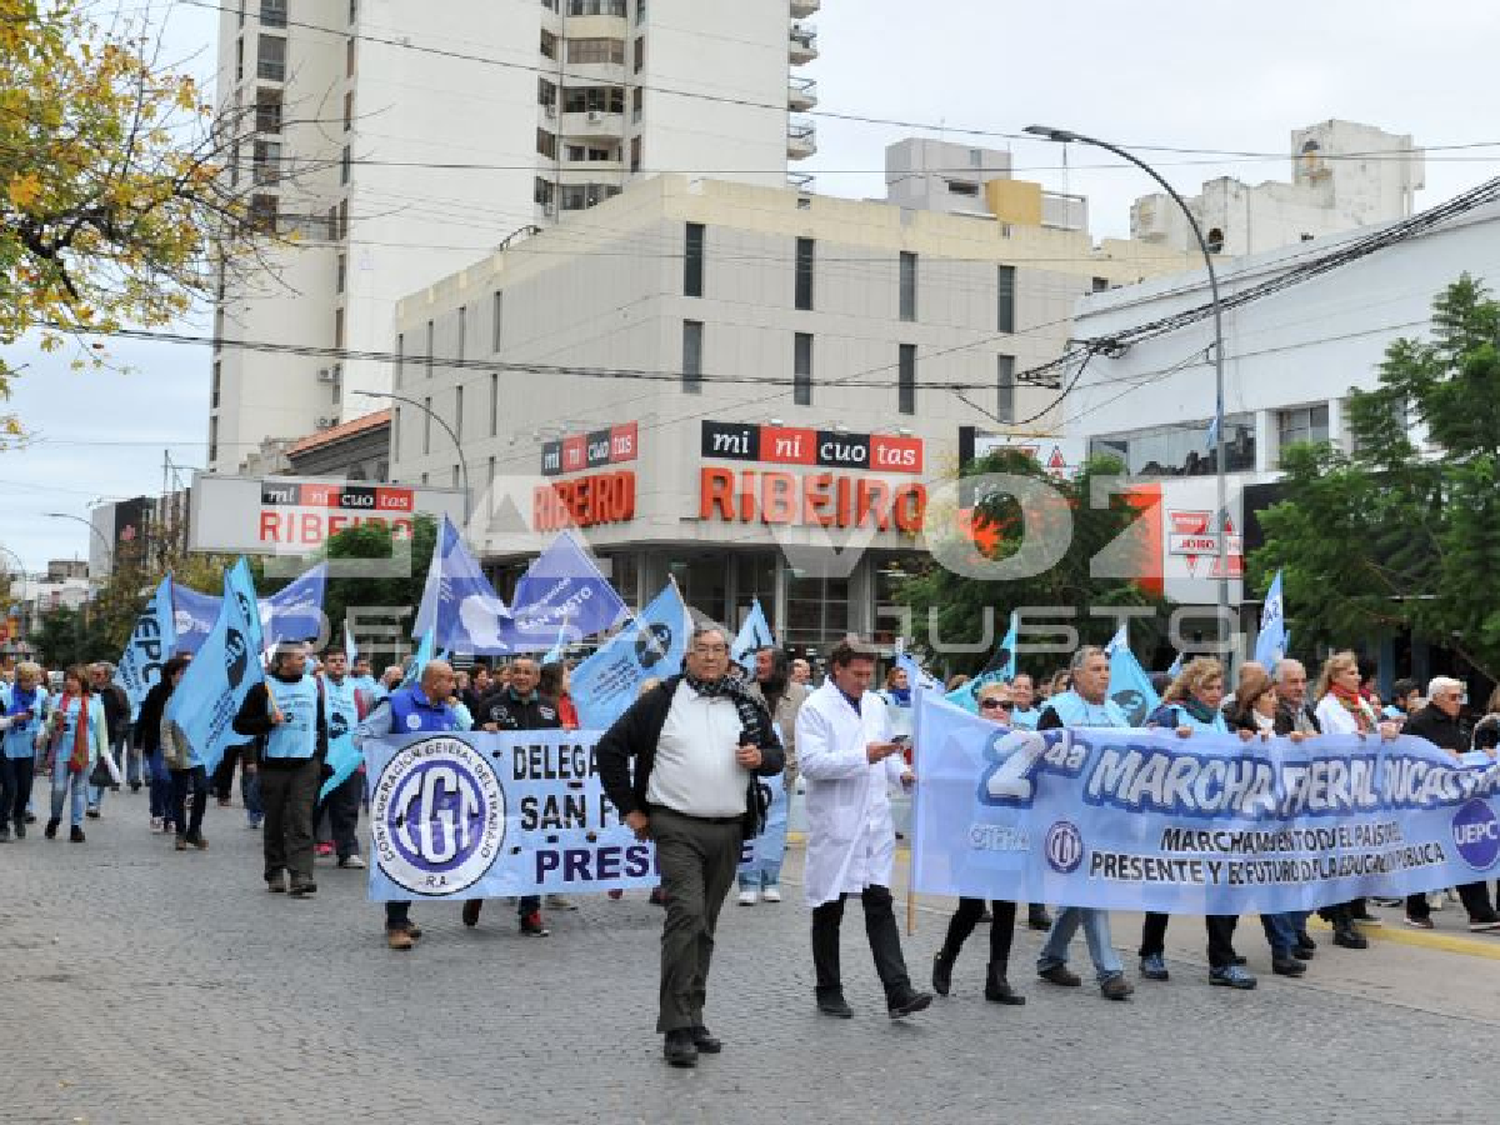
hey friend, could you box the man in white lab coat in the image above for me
[797,638,933,1020]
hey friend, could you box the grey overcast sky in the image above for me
[6,0,1500,570]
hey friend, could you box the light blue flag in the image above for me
[412,515,512,654]
[402,629,436,689]
[572,582,689,732]
[170,562,327,655]
[945,612,1017,714]
[1166,651,1185,677]
[542,625,569,666]
[499,531,629,651]
[730,599,775,673]
[165,558,265,775]
[1205,414,1220,452]
[1107,622,1161,726]
[114,575,178,717]
[1254,570,1287,669]
[896,652,940,694]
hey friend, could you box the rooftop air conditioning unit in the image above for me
[587,110,603,122]
[316,415,338,429]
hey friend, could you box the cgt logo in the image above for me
[1452,799,1500,871]
[634,622,673,669]
[1044,820,1084,874]
[223,628,249,690]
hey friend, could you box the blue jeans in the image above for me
[50,769,88,827]
[148,751,173,820]
[739,858,783,890]
[87,783,108,812]
[1260,912,1299,957]
[1038,907,1124,983]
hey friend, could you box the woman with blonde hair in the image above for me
[0,661,49,840]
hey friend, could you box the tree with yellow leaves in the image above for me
[0,0,251,442]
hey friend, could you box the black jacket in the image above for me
[231,672,329,768]
[596,675,784,837]
[1274,701,1321,736]
[134,681,170,753]
[1405,704,1466,753]
[97,683,129,741]
[476,688,560,732]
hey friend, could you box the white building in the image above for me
[1132,120,1425,258]
[209,0,819,473]
[1066,198,1500,610]
[387,174,1193,651]
[884,138,1088,231]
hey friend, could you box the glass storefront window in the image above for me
[735,553,777,634]
[1090,413,1255,477]
[784,571,849,653]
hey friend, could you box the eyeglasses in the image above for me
[979,699,1015,711]
[692,645,729,655]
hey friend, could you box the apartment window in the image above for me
[899,251,918,322]
[491,290,503,352]
[566,145,585,162]
[682,320,703,393]
[345,37,355,77]
[540,30,557,59]
[567,38,624,65]
[536,128,557,159]
[635,0,645,23]
[395,333,403,388]
[1278,403,1330,462]
[538,78,557,108]
[996,354,1016,424]
[684,222,704,298]
[563,86,626,114]
[534,177,555,208]
[338,199,348,238]
[235,37,244,81]
[560,182,620,210]
[632,36,644,72]
[255,87,282,133]
[456,305,467,364]
[569,0,626,15]
[238,1,246,28]
[898,344,916,415]
[946,179,979,197]
[794,332,812,406]
[540,0,557,9]
[489,372,499,436]
[1091,276,1110,293]
[252,139,280,184]
[259,0,286,28]
[454,385,465,443]
[794,237,814,311]
[256,34,285,81]
[340,144,351,184]
[333,307,344,349]
[343,91,353,131]
[211,361,221,409]
[997,264,1016,333]
[248,193,278,232]
[331,363,343,406]
[208,417,219,465]
[632,86,643,122]
[349,0,357,21]
[423,395,432,454]
[630,136,641,172]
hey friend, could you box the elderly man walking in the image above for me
[797,638,933,1021]
[598,624,783,1069]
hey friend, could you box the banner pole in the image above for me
[906,843,917,937]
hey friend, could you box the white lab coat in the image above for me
[796,681,906,907]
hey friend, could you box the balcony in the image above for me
[561,110,625,138]
[788,75,818,111]
[787,119,817,160]
[790,0,821,16]
[789,23,818,63]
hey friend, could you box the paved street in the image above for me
[6,791,1500,1125]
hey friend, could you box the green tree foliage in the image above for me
[1251,275,1500,678]
[897,449,1174,677]
[30,605,107,669]
[319,517,440,659]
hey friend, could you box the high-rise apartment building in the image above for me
[209,0,818,473]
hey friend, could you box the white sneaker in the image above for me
[761,886,782,903]
[737,889,758,906]
[1429,892,1446,911]
[338,855,366,870]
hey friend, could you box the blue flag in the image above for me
[730,600,775,673]
[572,582,689,732]
[412,516,512,654]
[945,612,1017,714]
[165,559,265,775]
[114,576,178,717]
[499,531,628,650]
[1166,651,1185,677]
[896,652,940,694]
[403,629,436,689]
[1107,623,1161,727]
[1254,570,1287,669]
[170,562,327,656]
[542,625,569,666]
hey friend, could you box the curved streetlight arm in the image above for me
[1024,124,1232,632]
[353,391,471,520]
[44,512,115,573]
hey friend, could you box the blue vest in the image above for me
[1011,706,1041,731]
[1154,702,1228,734]
[322,675,359,763]
[1046,690,1130,729]
[388,686,459,734]
[265,674,319,760]
[3,688,46,760]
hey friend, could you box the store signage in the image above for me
[189,474,465,555]
[699,468,924,531]
[533,471,637,532]
[541,422,638,477]
[700,421,922,475]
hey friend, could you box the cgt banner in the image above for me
[912,694,1500,914]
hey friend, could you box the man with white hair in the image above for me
[1406,677,1500,931]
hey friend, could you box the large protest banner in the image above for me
[912,693,1500,914]
[364,729,767,900]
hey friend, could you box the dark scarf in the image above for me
[684,673,765,738]
[1181,697,1217,725]
[5,685,38,718]
[887,686,912,706]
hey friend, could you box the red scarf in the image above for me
[1329,683,1374,733]
[58,691,92,774]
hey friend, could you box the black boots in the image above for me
[984,962,1026,1005]
[931,951,955,996]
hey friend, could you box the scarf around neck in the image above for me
[5,685,38,717]
[682,673,764,741]
[1180,697,1218,725]
[1329,683,1374,732]
[58,691,91,773]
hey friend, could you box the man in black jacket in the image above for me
[86,663,130,817]
[597,624,783,1069]
[1406,678,1500,930]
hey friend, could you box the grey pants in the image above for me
[259,759,320,884]
[651,807,743,1035]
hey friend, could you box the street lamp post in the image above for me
[45,511,115,577]
[354,390,471,521]
[1024,125,1232,649]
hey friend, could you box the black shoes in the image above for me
[1100,975,1134,1001]
[663,1029,697,1068]
[1295,931,1316,955]
[1027,907,1053,931]
[816,991,854,1019]
[1038,964,1082,987]
[462,899,482,927]
[984,964,1026,1005]
[1272,956,1307,977]
[70,825,85,843]
[44,817,59,840]
[1331,925,1368,950]
[690,1026,721,1053]
[931,951,955,996]
[888,990,933,1019]
[289,880,318,897]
